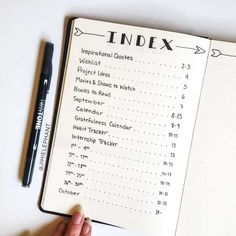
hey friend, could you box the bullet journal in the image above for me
[40,17,236,236]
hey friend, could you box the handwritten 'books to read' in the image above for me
[40,18,236,236]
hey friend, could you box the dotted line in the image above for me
[119,146,160,156]
[107,105,170,117]
[132,128,165,137]
[112,96,155,105]
[87,169,159,185]
[138,90,177,99]
[104,65,179,78]
[83,195,153,215]
[86,177,158,195]
[106,114,166,127]
[85,186,155,205]
[112,76,179,88]
[89,150,158,166]
[112,97,177,106]
[107,134,168,148]
[133,60,177,69]
[113,96,176,106]
[88,159,159,175]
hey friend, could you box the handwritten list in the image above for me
[41,18,210,236]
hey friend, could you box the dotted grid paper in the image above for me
[41,18,210,236]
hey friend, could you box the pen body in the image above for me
[22,74,51,187]
[22,42,53,187]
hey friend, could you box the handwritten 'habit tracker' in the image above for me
[41,18,210,236]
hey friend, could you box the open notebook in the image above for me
[40,18,236,236]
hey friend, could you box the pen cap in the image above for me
[41,42,54,77]
[41,42,54,93]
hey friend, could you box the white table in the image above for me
[1,1,236,235]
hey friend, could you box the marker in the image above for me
[22,42,54,187]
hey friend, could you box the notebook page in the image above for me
[176,40,236,236]
[41,18,210,236]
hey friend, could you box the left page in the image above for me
[41,18,210,236]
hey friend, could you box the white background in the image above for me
[1,1,236,236]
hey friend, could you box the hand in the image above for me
[52,205,92,236]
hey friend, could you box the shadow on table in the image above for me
[18,217,61,236]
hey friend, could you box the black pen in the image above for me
[22,42,54,187]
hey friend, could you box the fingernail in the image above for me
[81,217,92,234]
[75,204,84,215]
[85,217,92,225]
[72,204,84,224]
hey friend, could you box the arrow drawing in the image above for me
[211,49,236,58]
[175,45,206,54]
[74,27,105,38]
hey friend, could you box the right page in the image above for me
[177,40,236,236]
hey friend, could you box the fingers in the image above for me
[80,218,92,236]
[51,205,92,236]
[52,219,68,236]
[64,205,85,236]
